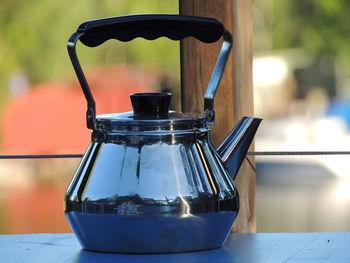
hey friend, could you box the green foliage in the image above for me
[0,0,179,98]
[257,0,350,60]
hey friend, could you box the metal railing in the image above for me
[0,151,349,159]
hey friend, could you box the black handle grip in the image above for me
[78,14,224,47]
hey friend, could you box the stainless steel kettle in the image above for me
[65,14,261,253]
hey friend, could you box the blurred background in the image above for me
[0,0,350,234]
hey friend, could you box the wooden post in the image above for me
[179,0,256,233]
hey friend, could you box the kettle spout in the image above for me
[217,117,262,181]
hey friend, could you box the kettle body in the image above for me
[65,125,239,253]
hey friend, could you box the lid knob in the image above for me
[130,92,172,119]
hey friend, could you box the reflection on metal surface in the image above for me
[65,129,240,253]
[64,115,259,253]
[195,142,218,195]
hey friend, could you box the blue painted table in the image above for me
[1,232,349,262]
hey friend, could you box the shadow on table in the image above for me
[76,244,243,263]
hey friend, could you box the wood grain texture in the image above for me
[179,0,256,233]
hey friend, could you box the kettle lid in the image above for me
[95,92,206,131]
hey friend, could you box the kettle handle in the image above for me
[77,14,224,47]
[67,14,232,129]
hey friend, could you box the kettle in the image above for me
[65,14,261,253]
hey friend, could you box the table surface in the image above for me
[1,232,350,263]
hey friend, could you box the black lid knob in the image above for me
[130,92,172,119]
